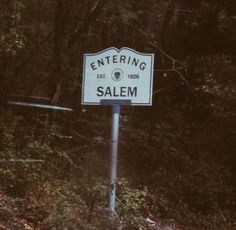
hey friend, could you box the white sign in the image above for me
[81,47,154,106]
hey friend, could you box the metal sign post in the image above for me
[108,104,120,212]
[81,47,154,213]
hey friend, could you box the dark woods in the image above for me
[0,0,235,229]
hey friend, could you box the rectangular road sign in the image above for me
[81,47,154,106]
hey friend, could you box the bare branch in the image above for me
[174,69,196,98]
[91,0,101,12]
[154,67,183,72]
[153,87,171,96]
[103,18,185,66]
[90,19,197,98]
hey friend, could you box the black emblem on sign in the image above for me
[111,69,124,82]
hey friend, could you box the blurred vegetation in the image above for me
[0,0,236,229]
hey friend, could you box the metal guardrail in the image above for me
[0,159,44,163]
[8,101,73,112]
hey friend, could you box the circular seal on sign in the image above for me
[111,69,124,82]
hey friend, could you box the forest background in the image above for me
[0,0,235,229]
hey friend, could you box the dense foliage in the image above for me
[0,0,235,229]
